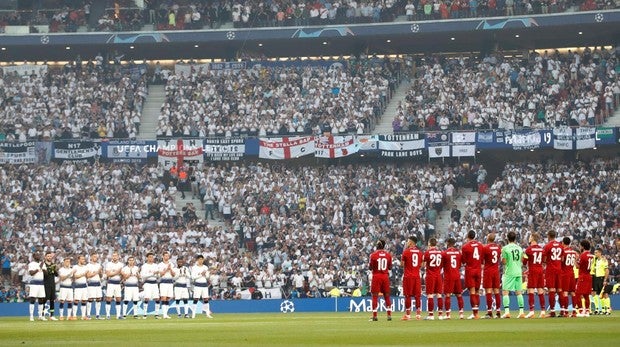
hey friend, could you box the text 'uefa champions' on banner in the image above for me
[113,144,209,154]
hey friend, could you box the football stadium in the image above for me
[0,0,619,345]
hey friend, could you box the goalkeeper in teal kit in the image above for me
[500,231,526,319]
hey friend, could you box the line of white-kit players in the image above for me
[55,251,214,320]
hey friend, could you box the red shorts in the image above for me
[576,276,592,295]
[443,277,462,295]
[371,274,391,295]
[527,269,544,289]
[464,269,481,289]
[402,276,421,297]
[483,270,500,289]
[561,272,576,293]
[425,274,443,295]
[545,270,562,290]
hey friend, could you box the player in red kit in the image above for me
[423,238,443,320]
[523,232,546,318]
[542,230,563,317]
[442,238,464,320]
[560,237,578,317]
[482,233,501,319]
[401,236,423,321]
[576,240,594,317]
[461,230,483,319]
[369,239,393,321]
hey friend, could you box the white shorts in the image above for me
[59,287,74,302]
[174,286,190,300]
[143,283,159,300]
[159,283,174,298]
[29,284,46,299]
[123,285,140,302]
[87,284,103,299]
[106,283,122,298]
[193,285,209,300]
[74,287,89,302]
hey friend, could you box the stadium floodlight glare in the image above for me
[258,43,263,47]
[322,41,328,45]
[386,39,391,43]
[515,34,520,38]
[129,46,135,49]
[451,37,455,41]
[1,47,5,51]
[578,31,583,35]
[194,44,199,48]
[65,46,71,50]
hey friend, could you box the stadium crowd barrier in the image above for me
[0,127,617,166]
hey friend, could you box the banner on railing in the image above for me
[259,136,315,160]
[451,131,476,157]
[204,138,245,161]
[101,140,155,164]
[575,127,596,150]
[427,132,450,158]
[378,134,425,157]
[0,141,37,164]
[157,139,203,169]
[1,64,48,77]
[314,136,359,158]
[52,141,98,163]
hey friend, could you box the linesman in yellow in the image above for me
[590,248,611,315]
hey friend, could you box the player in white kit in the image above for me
[72,255,90,320]
[57,258,75,320]
[190,255,213,319]
[158,251,177,319]
[122,256,141,319]
[86,253,103,319]
[104,251,124,319]
[140,252,160,319]
[27,253,47,321]
[174,257,191,318]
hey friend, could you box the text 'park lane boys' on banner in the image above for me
[204,138,245,161]
[52,141,98,163]
[259,136,315,160]
[450,131,476,157]
[157,139,204,169]
[0,141,37,164]
[314,136,360,158]
[378,134,426,158]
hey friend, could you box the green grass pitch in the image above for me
[0,312,617,346]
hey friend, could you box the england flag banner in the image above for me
[378,134,425,157]
[553,127,574,150]
[427,132,450,158]
[157,139,204,169]
[575,127,595,150]
[315,136,359,158]
[259,136,315,160]
[451,132,476,157]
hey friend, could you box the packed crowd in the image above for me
[0,59,147,141]
[392,48,620,132]
[156,57,399,138]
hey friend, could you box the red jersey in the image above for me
[424,247,443,276]
[461,240,483,271]
[543,240,563,271]
[401,247,423,278]
[369,250,392,275]
[482,243,501,272]
[577,251,594,277]
[442,247,462,280]
[561,247,578,276]
[524,244,544,271]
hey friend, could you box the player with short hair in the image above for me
[500,231,525,319]
[57,257,75,320]
[42,251,59,321]
[174,257,191,318]
[27,253,47,321]
[72,255,90,320]
[461,230,483,319]
[442,238,464,320]
[423,238,443,320]
[576,240,594,317]
[86,253,103,319]
[140,252,160,319]
[591,248,610,315]
[523,232,546,318]
[104,251,124,319]
[368,240,392,321]
[482,233,502,319]
[542,230,563,317]
[158,251,177,319]
[560,237,578,317]
[191,255,214,319]
[400,236,423,321]
[121,256,140,319]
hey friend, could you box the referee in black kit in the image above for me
[42,251,59,321]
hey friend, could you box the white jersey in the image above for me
[140,263,159,283]
[58,267,74,287]
[122,265,140,286]
[73,264,89,286]
[28,261,44,283]
[87,262,103,285]
[175,266,191,286]
[105,261,124,283]
[190,265,209,285]
[158,261,177,282]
